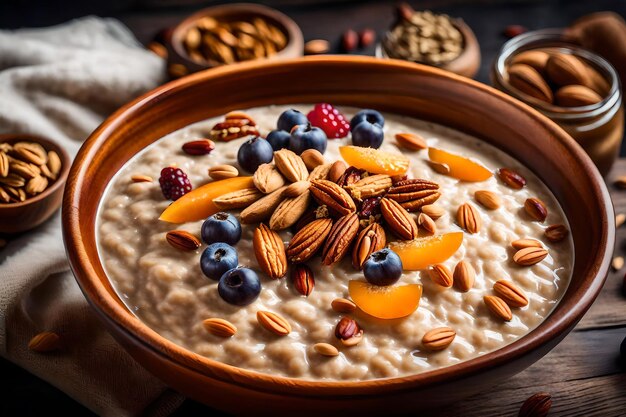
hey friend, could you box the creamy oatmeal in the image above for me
[97,105,573,380]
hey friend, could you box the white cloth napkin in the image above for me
[0,16,185,416]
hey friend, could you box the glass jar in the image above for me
[492,29,623,175]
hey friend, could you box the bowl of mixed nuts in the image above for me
[0,134,69,233]
[167,3,303,77]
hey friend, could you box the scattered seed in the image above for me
[613,256,624,271]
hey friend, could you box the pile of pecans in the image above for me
[383,4,464,65]
[183,16,287,65]
[0,141,62,204]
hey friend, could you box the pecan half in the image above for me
[310,179,357,217]
[380,197,418,240]
[166,230,201,251]
[385,179,440,212]
[352,222,386,269]
[484,295,513,321]
[253,223,287,279]
[322,212,360,265]
[287,218,333,263]
[209,115,259,142]
[345,174,392,200]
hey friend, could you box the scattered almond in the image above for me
[511,238,543,250]
[422,327,455,351]
[457,202,481,234]
[165,230,201,251]
[429,263,454,287]
[519,392,552,417]
[497,168,526,189]
[555,84,602,107]
[513,247,549,266]
[524,197,548,222]
[301,149,325,170]
[395,132,427,150]
[28,331,62,353]
[257,311,291,336]
[544,224,569,242]
[612,256,624,271]
[328,160,347,183]
[428,160,451,175]
[304,39,330,55]
[331,298,357,314]
[313,342,339,357]
[418,213,436,235]
[484,295,513,321]
[292,264,315,296]
[307,163,331,181]
[421,204,446,219]
[545,53,591,87]
[454,260,475,292]
[214,187,264,210]
[182,139,215,155]
[493,280,529,307]
[203,318,237,337]
[209,164,238,180]
[474,190,502,210]
[131,174,153,183]
[508,64,553,103]
[240,186,287,224]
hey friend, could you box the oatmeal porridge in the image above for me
[97,104,573,380]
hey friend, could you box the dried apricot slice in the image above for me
[428,148,492,182]
[348,280,422,319]
[339,146,409,176]
[388,232,463,270]
[160,176,253,223]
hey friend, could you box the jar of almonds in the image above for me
[492,29,623,175]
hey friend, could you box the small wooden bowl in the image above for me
[63,56,612,415]
[167,3,304,75]
[377,19,481,78]
[0,134,70,234]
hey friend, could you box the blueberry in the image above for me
[277,108,309,132]
[350,109,385,132]
[266,129,291,151]
[201,212,241,245]
[289,123,327,155]
[351,120,384,149]
[237,136,274,173]
[362,248,403,286]
[218,267,261,306]
[200,243,239,281]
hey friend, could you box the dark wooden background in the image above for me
[1,1,626,416]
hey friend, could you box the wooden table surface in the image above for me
[1,1,626,416]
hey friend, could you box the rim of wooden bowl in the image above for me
[63,55,613,396]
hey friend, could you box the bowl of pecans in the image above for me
[167,3,303,77]
[0,134,70,233]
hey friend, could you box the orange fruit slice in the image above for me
[348,280,422,319]
[388,232,463,270]
[428,148,492,182]
[339,145,409,176]
[159,176,253,223]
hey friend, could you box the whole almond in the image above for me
[166,230,201,251]
[510,50,550,74]
[328,160,347,183]
[352,222,386,269]
[513,247,549,266]
[430,264,454,287]
[484,295,513,321]
[274,149,308,182]
[519,392,552,417]
[508,64,553,103]
[422,327,456,351]
[253,223,287,279]
[331,298,357,313]
[214,187,264,210]
[287,218,333,263]
[524,197,548,222]
[292,264,315,296]
[28,331,62,353]
[13,142,47,165]
[395,132,427,150]
[313,342,339,357]
[322,213,360,265]
[307,163,331,181]
[421,204,446,219]
[586,65,611,96]
[418,213,437,235]
[253,163,285,194]
[555,85,602,107]
[454,260,475,292]
[25,175,48,195]
[474,190,502,210]
[380,197,419,240]
[457,202,481,234]
[545,224,569,242]
[241,186,287,224]
[511,238,543,250]
[209,164,239,180]
[497,168,527,189]
[182,139,215,155]
[131,174,153,183]
[283,180,310,198]
[304,39,330,55]
[494,280,529,307]
[301,149,325,170]
[310,179,356,217]
[546,53,591,87]
[0,151,8,177]
[203,318,237,337]
[428,160,451,175]
[257,311,291,336]
[269,190,310,230]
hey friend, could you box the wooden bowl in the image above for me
[167,3,304,75]
[63,56,613,415]
[0,134,70,234]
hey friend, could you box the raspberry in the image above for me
[159,167,192,201]
[307,103,350,139]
